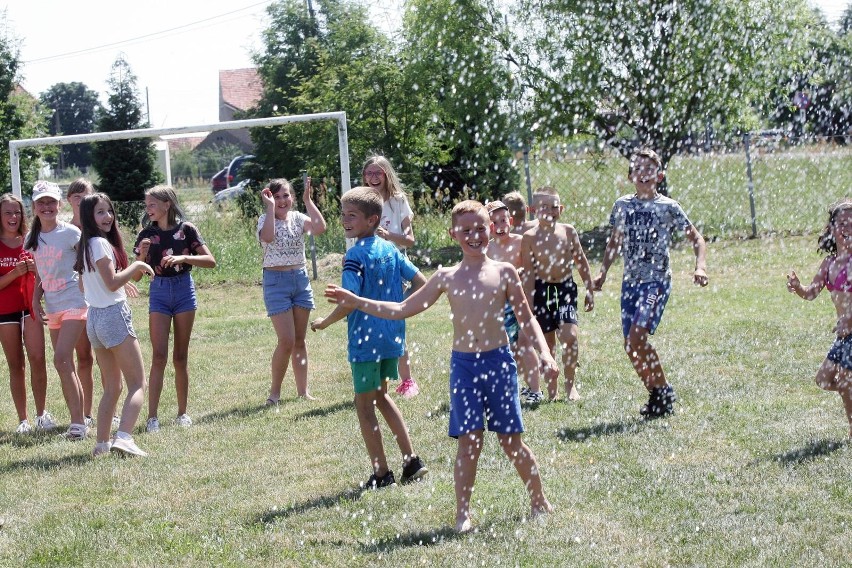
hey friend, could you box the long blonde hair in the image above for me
[362,155,405,201]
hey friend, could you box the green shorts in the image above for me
[350,358,399,394]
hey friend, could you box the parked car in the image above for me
[211,179,249,205]
[210,154,256,193]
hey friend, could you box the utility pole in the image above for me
[306,0,315,20]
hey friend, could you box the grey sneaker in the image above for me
[84,416,94,428]
[15,420,32,434]
[111,436,148,457]
[36,411,57,431]
[175,414,192,427]
[146,417,160,433]
[525,390,544,405]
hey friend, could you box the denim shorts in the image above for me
[620,280,672,338]
[87,301,136,350]
[262,267,314,317]
[149,272,198,316]
[827,335,852,372]
[448,345,524,438]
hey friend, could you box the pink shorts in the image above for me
[46,307,88,330]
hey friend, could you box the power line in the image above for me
[23,1,271,65]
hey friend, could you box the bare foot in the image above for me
[298,392,317,401]
[530,500,554,520]
[455,516,473,533]
[566,385,581,401]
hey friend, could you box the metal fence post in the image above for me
[523,141,533,220]
[304,170,319,280]
[743,133,758,239]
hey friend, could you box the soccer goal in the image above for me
[7,111,352,198]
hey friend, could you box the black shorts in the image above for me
[827,335,852,372]
[0,310,28,325]
[533,278,578,334]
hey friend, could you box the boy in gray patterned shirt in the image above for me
[593,149,708,418]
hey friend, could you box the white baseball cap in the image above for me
[32,180,62,202]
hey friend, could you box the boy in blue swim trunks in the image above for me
[311,187,428,489]
[521,186,595,402]
[324,199,559,533]
[594,148,708,418]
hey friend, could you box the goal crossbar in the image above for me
[8,111,351,197]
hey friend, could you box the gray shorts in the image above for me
[87,301,136,350]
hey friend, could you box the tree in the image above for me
[0,12,49,193]
[401,0,518,200]
[91,55,162,202]
[506,0,815,179]
[40,82,100,170]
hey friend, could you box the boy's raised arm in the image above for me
[594,227,623,291]
[325,272,444,319]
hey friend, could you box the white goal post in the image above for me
[8,112,352,198]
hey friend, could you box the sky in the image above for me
[3,0,848,131]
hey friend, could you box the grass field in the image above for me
[1,211,851,566]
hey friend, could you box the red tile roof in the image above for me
[219,68,263,112]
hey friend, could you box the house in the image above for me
[195,68,264,154]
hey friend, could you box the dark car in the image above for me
[210,154,256,193]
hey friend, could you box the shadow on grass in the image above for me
[555,418,646,442]
[426,401,450,419]
[0,429,65,448]
[253,487,363,525]
[0,451,91,474]
[360,525,468,552]
[196,403,271,425]
[294,400,354,421]
[772,438,849,466]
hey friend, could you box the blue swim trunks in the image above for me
[448,345,524,438]
[620,280,672,338]
[503,302,519,344]
[827,335,852,372]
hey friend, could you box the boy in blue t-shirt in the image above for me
[594,148,708,418]
[311,187,428,489]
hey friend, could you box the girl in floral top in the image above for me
[258,177,327,403]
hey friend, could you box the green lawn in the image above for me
[1,228,850,566]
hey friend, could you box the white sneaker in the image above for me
[36,411,57,431]
[92,441,111,457]
[175,414,192,427]
[15,420,32,434]
[64,423,90,441]
[146,417,160,433]
[110,436,148,457]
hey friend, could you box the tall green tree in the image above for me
[401,0,518,200]
[40,82,100,170]
[0,13,49,193]
[251,0,438,191]
[507,0,815,176]
[91,55,162,202]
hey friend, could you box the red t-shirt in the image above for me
[0,239,29,314]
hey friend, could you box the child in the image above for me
[0,194,48,433]
[135,185,217,432]
[66,179,98,426]
[521,186,595,401]
[311,186,428,489]
[324,199,558,533]
[787,198,852,438]
[485,200,543,404]
[362,155,419,397]
[26,181,87,439]
[75,193,153,457]
[258,177,327,403]
[502,191,537,234]
[594,148,708,418]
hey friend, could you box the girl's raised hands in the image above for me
[260,187,275,207]
[303,176,313,204]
